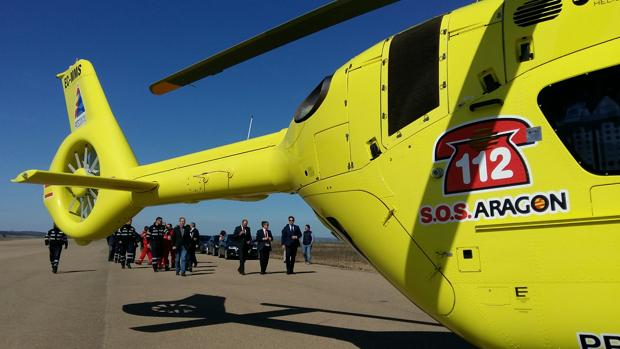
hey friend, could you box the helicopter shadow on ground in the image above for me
[123,294,475,348]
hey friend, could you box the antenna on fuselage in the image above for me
[246,115,253,140]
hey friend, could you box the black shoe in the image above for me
[181,272,186,277]
[176,271,180,275]
[52,266,58,274]
[188,267,192,272]
[165,266,170,271]
[260,271,266,275]
[121,263,125,269]
[127,264,132,269]
[153,265,158,272]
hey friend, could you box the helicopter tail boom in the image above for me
[129,129,294,206]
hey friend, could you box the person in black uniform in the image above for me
[45,224,68,274]
[232,218,252,275]
[188,222,200,271]
[116,218,138,269]
[147,217,167,272]
[255,221,273,274]
[131,228,141,266]
[113,228,122,263]
[281,215,302,274]
[113,232,121,263]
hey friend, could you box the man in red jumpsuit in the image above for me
[159,223,175,271]
[136,226,152,265]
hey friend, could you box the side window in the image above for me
[387,16,442,136]
[294,76,332,123]
[538,65,620,174]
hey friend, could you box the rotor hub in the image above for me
[71,167,89,197]
[63,143,100,221]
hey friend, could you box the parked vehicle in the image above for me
[198,235,212,254]
[220,235,259,260]
[248,241,259,260]
[222,235,238,259]
[206,234,220,255]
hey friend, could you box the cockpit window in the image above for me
[388,16,442,135]
[538,64,620,175]
[293,76,332,123]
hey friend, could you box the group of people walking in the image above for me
[108,216,200,276]
[232,215,313,275]
[44,214,314,275]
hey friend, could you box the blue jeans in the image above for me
[303,244,312,263]
[175,246,187,273]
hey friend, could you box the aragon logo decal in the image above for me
[74,85,87,129]
[419,191,569,225]
[419,116,570,225]
[433,117,537,196]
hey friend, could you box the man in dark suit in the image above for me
[172,217,191,276]
[255,221,273,274]
[232,218,252,275]
[281,215,302,274]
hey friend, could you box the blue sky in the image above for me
[0,0,471,236]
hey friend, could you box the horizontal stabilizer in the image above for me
[12,170,158,192]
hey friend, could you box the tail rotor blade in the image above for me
[74,152,82,169]
[83,146,89,171]
[91,156,99,172]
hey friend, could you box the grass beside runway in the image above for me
[270,239,374,272]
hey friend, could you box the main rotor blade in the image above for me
[150,0,398,95]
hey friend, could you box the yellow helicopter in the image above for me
[13,0,620,348]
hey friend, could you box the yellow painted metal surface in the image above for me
[15,1,620,347]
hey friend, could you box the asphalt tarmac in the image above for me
[0,238,474,349]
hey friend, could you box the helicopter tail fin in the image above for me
[53,59,139,177]
[15,60,143,242]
